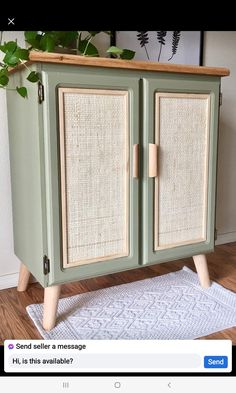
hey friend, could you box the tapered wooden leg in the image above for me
[193,254,211,288]
[17,263,31,292]
[43,285,61,331]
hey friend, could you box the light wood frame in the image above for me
[43,285,61,330]
[193,254,211,288]
[25,51,230,77]
[17,263,31,292]
[148,143,158,177]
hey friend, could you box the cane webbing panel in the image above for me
[59,88,129,267]
[155,93,210,250]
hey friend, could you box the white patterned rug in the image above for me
[27,267,236,340]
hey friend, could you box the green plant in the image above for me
[0,31,135,98]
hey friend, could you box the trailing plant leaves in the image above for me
[0,73,9,86]
[14,48,29,60]
[3,48,29,66]
[0,65,9,86]
[120,49,135,60]
[16,86,27,98]
[5,41,17,53]
[2,41,29,66]
[0,41,17,54]
[24,31,42,49]
[78,40,99,56]
[107,46,123,55]
[168,31,181,61]
[85,42,99,57]
[25,31,79,50]
[62,31,78,46]
[40,34,56,52]
[53,31,78,47]
[27,71,40,83]
[0,68,8,75]
[0,44,6,53]
[24,31,38,43]
[0,68,9,86]
[1,30,136,99]
[3,51,19,66]
[107,46,135,60]
[88,31,101,37]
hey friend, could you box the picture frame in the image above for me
[112,31,204,66]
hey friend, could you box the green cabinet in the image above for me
[7,53,229,330]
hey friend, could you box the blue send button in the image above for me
[204,356,228,368]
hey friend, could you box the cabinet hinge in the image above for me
[43,255,50,275]
[219,92,223,106]
[214,228,218,241]
[38,82,44,104]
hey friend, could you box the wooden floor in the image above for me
[1,242,236,344]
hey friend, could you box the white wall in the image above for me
[0,31,235,289]
[0,32,25,289]
[203,32,236,244]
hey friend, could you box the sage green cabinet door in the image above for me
[141,75,220,265]
[42,65,140,285]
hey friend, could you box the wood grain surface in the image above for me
[9,51,230,77]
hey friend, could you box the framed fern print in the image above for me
[114,31,203,65]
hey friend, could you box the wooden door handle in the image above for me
[149,143,158,177]
[133,144,139,178]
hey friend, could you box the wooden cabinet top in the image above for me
[13,51,230,77]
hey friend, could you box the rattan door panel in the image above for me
[154,93,210,250]
[58,88,129,268]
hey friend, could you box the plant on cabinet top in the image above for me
[0,31,135,98]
